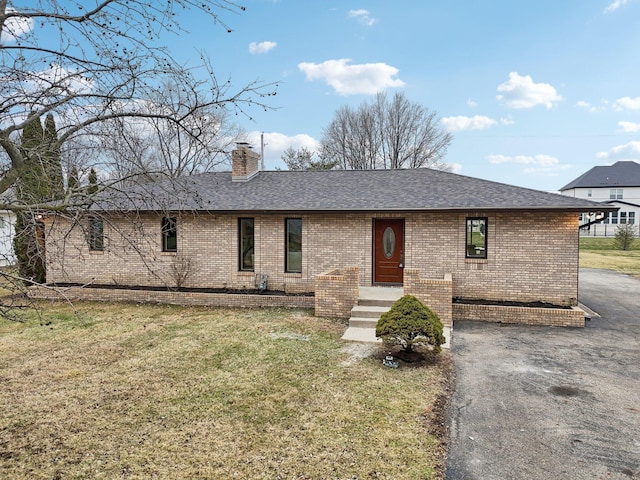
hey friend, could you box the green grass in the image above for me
[0,302,452,479]
[580,236,640,278]
[579,237,640,251]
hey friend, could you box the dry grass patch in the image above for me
[579,250,640,278]
[0,302,452,479]
[580,237,640,278]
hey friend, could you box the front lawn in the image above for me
[0,302,452,479]
[579,237,640,278]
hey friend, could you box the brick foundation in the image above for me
[29,286,314,310]
[453,303,585,327]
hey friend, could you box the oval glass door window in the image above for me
[382,227,396,258]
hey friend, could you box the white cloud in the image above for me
[613,96,640,110]
[500,115,515,125]
[298,59,404,96]
[604,0,630,13]
[348,9,376,26]
[487,153,571,176]
[441,115,497,132]
[487,154,559,167]
[466,98,478,108]
[619,121,640,132]
[522,164,572,175]
[597,141,640,161]
[28,64,94,96]
[448,163,463,173]
[0,9,34,43]
[246,131,320,170]
[576,100,599,112]
[496,72,562,109]
[248,41,277,54]
[576,99,609,112]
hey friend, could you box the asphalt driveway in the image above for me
[446,268,640,479]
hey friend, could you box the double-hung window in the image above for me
[466,217,487,259]
[162,217,177,252]
[285,218,302,273]
[89,216,104,251]
[239,218,255,271]
[610,188,623,200]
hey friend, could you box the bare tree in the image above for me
[0,1,277,315]
[321,92,452,170]
[0,1,277,203]
[281,146,337,171]
[87,81,244,181]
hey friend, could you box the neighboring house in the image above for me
[41,144,612,329]
[0,209,16,266]
[560,161,640,237]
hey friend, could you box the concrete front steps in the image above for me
[341,286,451,348]
[340,287,403,343]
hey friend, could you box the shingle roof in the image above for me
[91,168,611,213]
[560,161,640,190]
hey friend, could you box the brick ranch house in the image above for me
[37,144,613,336]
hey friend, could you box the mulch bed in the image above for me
[453,297,570,309]
[47,283,314,297]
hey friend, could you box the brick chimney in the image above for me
[232,142,260,182]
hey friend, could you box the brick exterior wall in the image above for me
[43,210,580,309]
[404,269,453,327]
[314,267,360,318]
[453,303,585,327]
[405,211,579,306]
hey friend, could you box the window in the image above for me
[587,189,592,198]
[161,217,177,252]
[89,216,104,251]
[629,212,636,225]
[609,188,623,200]
[285,218,302,273]
[466,217,487,259]
[610,212,619,225]
[620,212,627,224]
[239,218,254,271]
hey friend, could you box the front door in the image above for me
[373,218,404,284]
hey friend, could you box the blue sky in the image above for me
[18,0,640,192]
[173,0,640,191]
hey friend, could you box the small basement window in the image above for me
[466,217,487,259]
[162,217,177,252]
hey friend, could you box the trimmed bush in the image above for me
[376,295,445,353]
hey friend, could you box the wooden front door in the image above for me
[373,218,404,284]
